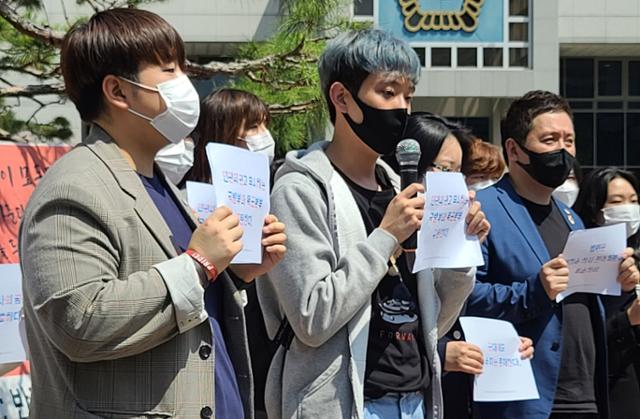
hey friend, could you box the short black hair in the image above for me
[500,90,572,163]
[61,8,186,121]
[573,167,639,228]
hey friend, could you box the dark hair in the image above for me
[500,90,572,163]
[449,124,473,172]
[573,167,640,228]
[384,113,468,174]
[318,29,420,124]
[61,8,185,121]
[183,88,270,185]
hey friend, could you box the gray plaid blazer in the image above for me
[19,125,253,418]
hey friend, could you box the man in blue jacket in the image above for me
[467,90,639,419]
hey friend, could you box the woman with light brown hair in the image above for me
[181,88,274,186]
[182,88,276,419]
[462,138,506,191]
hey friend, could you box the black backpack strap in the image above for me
[273,316,295,350]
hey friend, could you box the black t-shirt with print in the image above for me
[334,165,429,399]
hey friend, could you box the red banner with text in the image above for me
[0,143,71,418]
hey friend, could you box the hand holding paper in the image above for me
[186,181,217,223]
[188,206,244,274]
[556,223,627,302]
[413,172,484,272]
[466,191,490,242]
[444,341,484,374]
[617,247,640,292]
[230,214,287,282]
[206,143,271,264]
[540,256,570,301]
[459,317,539,402]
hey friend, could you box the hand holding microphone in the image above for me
[380,139,424,248]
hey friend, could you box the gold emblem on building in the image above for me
[398,0,485,33]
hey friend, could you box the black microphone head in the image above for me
[395,138,421,168]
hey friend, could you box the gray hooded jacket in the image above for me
[257,142,475,419]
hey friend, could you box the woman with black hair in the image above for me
[384,112,471,177]
[387,112,533,419]
[573,167,640,418]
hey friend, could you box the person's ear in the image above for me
[102,75,129,111]
[329,81,350,115]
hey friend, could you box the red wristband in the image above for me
[186,249,219,282]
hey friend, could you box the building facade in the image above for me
[9,0,640,172]
[359,0,640,173]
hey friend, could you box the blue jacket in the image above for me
[465,176,609,419]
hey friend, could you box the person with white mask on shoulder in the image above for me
[461,138,506,192]
[181,88,279,419]
[573,167,640,419]
[238,128,276,164]
[181,88,276,188]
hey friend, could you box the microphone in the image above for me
[396,139,421,251]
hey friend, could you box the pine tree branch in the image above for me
[245,70,309,88]
[0,64,57,79]
[82,0,102,13]
[0,2,311,79]
[0,127,32,143]
[185,38,306,79]
[268,99,320,115]
[0,83,65,97]
[0,0,65,47]
[283,55,318,64]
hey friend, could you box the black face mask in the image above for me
[343,91,409,156]
[516,143,575,188]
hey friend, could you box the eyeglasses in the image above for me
[430,162,460,173]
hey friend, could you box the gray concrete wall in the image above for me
[411,97,513,145]
[38,0,283,42]
[559,0,640,44]
[9,0,640,143]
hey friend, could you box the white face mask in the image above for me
[468,179,497,192]
[602,203,640,238]
[122,75,200,144]
[552,179,580,207]
[155,139,194,185]
[242,130,275,164]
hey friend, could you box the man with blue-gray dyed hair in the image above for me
[258,28,484,419]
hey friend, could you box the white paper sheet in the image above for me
[459,316,540,402]
[206,143,270,264]
[413,172,484,272]
[557,223,626,302]
[0,363,31,418]
[0,264,27,364]
[185,181,217,224]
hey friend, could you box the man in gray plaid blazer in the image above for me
[18,8,286,419]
